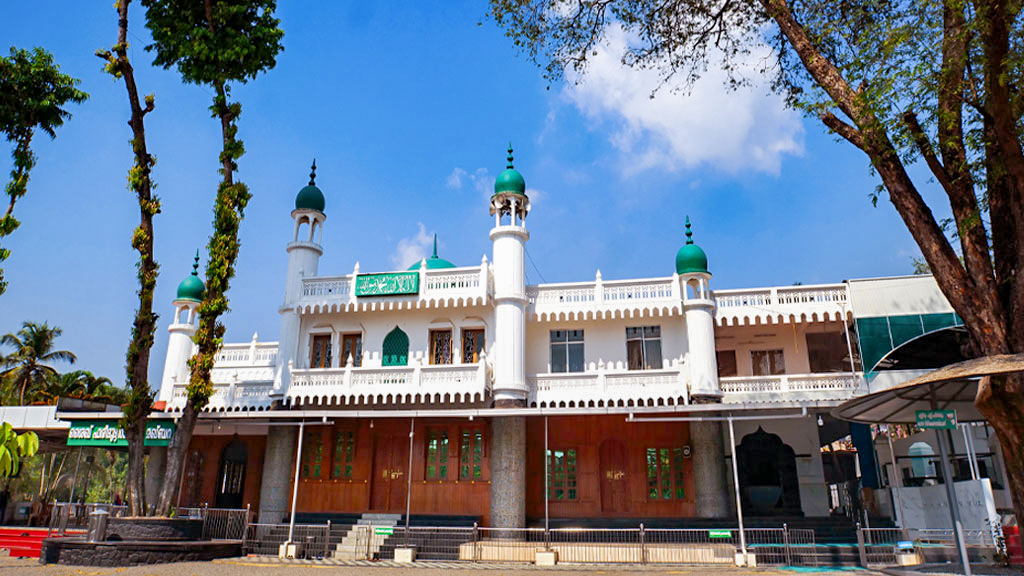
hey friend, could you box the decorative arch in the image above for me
[215,436,248,509]
[382,326,409,366]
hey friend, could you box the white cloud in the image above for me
[447,167,494,201]
[562,25,803,175]
[391,223,433,270]
[446,167,468,189]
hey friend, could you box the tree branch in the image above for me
[820,111,864,150]
[903,111,952,191]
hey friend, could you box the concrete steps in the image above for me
[333,513,401,560]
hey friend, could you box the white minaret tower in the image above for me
[275,161,326,393]
[677,217,721,399]
[489,145,530,407]
[158,253,204,403]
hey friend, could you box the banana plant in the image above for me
[0,422,39,477]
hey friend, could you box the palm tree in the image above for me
[32,370,117,405]
[0,322,76,405]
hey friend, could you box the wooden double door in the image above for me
[370,432,410,512]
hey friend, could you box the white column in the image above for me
[683,274,721,400]
[489,224,530,406]
[277,210,325,392]
[159,301,198,403]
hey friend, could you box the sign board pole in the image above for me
[930,391,971,576]
[728,416,748,564]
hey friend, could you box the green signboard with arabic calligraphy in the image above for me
[354,272,420,297]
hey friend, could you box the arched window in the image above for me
[382,326,409,366]
[215,436,248,509]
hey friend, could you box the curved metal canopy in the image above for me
[833,353,1024,424]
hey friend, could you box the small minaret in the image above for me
[677,217,721,399]
[158,252,204,402]
[275,161,327,392]
[489,145,530,407]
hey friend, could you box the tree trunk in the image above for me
[101,0,159,517]
[155,401,197,514]
[976,374,1024,524]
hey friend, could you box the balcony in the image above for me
[287,362,489,406]
[169,378,275,411]
[720,372,863,403]
[713,283,849,326]
[528,276,680,321]
[297,264,490,314]
[528,365,687,408]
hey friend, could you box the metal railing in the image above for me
[243,522,332,558]
[47,502,250,541]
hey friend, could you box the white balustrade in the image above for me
[214,342,278,366]
[287,362,488,406]
[713,283,849,326]
[529,367,686,407]
[720,372,862,402]
[302,277,352,297]
[528,277,679,320]
[298,265,490,312]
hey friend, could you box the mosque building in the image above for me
[131,149,1011,535]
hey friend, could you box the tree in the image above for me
[140,0,283,515]
[0,47,87,296]
[0,321,76,405]
[490,0,1024,524]
[32,370,124,405]
[96,0,161,518]
[0,423,39,477]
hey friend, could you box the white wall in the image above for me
[525,314,687,375]
[713,320,851,376]
[296,305,494,368]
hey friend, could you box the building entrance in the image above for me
[371,432,409,512]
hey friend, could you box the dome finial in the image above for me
[192,250,201,276]
[309,159,317,186]
[685,216,693,245]
[506,143,515,170]
[432,233,438,258]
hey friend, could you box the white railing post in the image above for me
[595,270,604,306]
[479,256,489,300]
[780,375,790,393]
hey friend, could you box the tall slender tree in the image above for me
[490,0,1024,523]
[0,321,76,405]
[140,0,283,515]
[0,48,87,296]
[96,0,161,518]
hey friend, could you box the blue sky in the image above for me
[0,2,950,385]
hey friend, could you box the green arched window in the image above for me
[382,326,409,366]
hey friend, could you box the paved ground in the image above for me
[0,556,886,576]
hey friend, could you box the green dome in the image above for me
[177,253,205,302]
[675,217,709,275]
[493,145,527,196]
[295,160,325,212]
[408,234,457,270]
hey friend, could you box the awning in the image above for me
[833,353,1024,424]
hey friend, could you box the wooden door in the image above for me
[599,439,628,514]
[371,433,409,511]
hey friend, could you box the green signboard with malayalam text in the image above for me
[709,530,732,539]
[354,272,420,297]
[67,420,176,447]
[916,409,957,430]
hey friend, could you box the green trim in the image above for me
[382,326,409,366]
[354,272,419,297]
[67,420,175,447]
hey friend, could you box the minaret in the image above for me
[158,252,204,402]
[489,145,531,533]
[677,217,720,399]
[489,145,530,407]
[275,161,327,392]
[677,217,730,519]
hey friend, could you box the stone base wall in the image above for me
[40,538,241,566]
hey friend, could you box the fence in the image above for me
[243,523,332,558]
[47,502,250,541]
[858,526,1000,566]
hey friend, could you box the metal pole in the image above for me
[931,390,970,576]
[68,447,83,505]
[287,420,305,546]
[727,415,748,564]
[405,417,414,538]
[841,303,863,390]
[886,428,906,527]
[961,424,978,480]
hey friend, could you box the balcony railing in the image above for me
[298,264,490,313]
[214,340,278,366]
[713,283,849,326]
[527,276,680,321]
[287,362,489,406]
[528,366,686,408]
[720,372,862,402]
[169,377,275,411]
